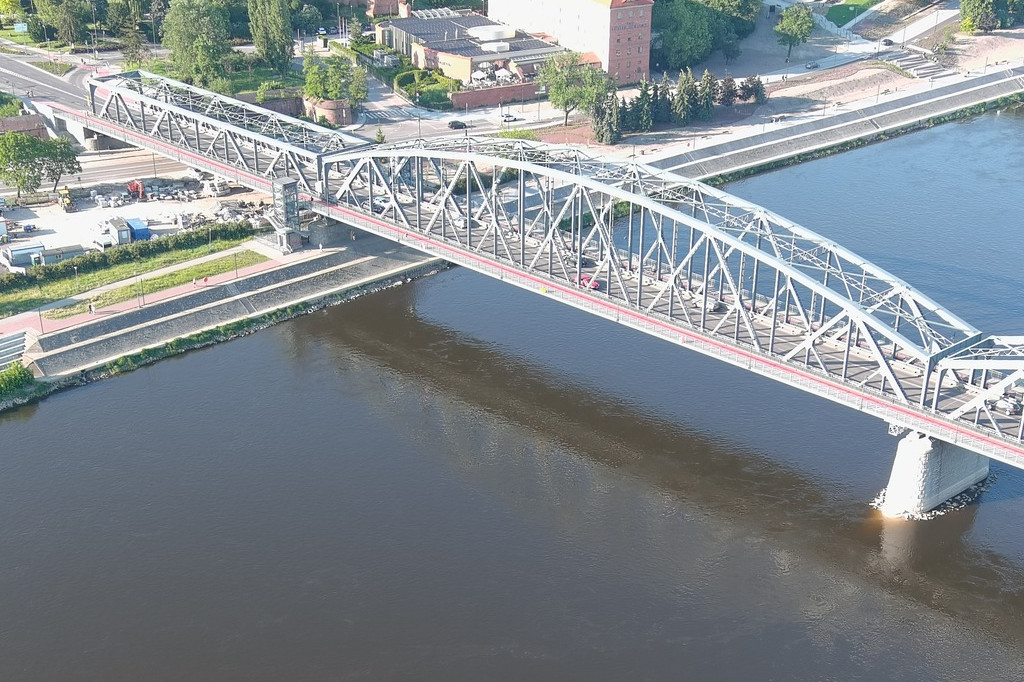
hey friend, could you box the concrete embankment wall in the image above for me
[653,67,1024,181]
[28,244,441,378]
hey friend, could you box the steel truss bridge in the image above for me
[49,71,1024,469]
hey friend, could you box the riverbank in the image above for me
[0,236,444,414]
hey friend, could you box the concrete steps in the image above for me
[882,51,956,79]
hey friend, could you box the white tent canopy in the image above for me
[471,70,488,80]
[494,68,513,79]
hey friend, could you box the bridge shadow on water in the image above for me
[285,278,1024,644]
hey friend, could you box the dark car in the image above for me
[448,120,467,129]
[881,38,894,46]
[327,26,339,34]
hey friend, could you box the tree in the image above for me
[303,52,369,109]
[150,0,168,39]
[0,132,44,198]
[293,4,322,34]
[248,0,293,72]
[105,0,131,35]
[722,37,742,64]
[739,75,766,104]
[696,69,716,121]
[39,137,82,192]
[672,68,697,124]
[0,0,21,15]
[119,28,150,67]
[161,0,231,85]
[374,125,386,144]
[93,0,109,24]
[653,76,673,124]
[539,51,611,127]
[634,79,653,132]
[36,0,88,45]
[653,0,714,71]
[303,48,330,100]
[716,75,738,106]
[775,5,814,59]
[961,0,1000,31]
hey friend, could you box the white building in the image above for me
[488,0,654,84]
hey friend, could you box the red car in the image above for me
[577,274,601,290]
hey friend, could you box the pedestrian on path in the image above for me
[88,302,95,314]
[318,242,323,251]
[203,277,209,286]
[192,277,197,287]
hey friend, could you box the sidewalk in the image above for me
[0,240,332,338]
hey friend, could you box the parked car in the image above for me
[327,26,339,34]
[448,120,467,129]
[804,61,819,69]
[317,27,327,36]
[500,113,516,123]
[881,38,894,46]
[991,396,1023,416]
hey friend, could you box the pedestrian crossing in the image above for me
[361,107,426,122]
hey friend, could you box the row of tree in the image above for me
[0,133,81,197]
[591,71,766,144]
[302,50,369,104]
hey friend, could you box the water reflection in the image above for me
[285,280,1024,643]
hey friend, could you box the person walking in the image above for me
[88,302,95,314]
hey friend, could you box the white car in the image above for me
[991,396,1023,416]
[500,113,516,123]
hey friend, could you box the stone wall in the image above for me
[450,83,545,111]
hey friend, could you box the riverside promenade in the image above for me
[649,61,1024,181]
[1,235,441,379]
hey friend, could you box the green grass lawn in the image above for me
[0,238,252,320]
[144,58,303,94]
[30,61,74,76]
[826,0,882,27]
[44,249,268,319]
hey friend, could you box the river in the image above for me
[2,110,1024,680]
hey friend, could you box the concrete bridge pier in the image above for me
[879,431,990,517]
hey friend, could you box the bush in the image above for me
[0,361,34,398]
[0,91,22,117]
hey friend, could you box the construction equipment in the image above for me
[58,187,73,212]
[127,179,145,201]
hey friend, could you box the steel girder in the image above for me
[320,136,1023,448]
[87,71,368,192]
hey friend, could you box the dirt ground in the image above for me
[540,4,1024,153]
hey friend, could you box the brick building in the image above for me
[487,0,654,84]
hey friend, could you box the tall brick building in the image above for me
[487,0,654,84]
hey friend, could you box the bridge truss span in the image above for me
[53,88,1024,466]
[320,136,1024,462]
[87,71,369,193]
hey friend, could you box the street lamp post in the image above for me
[73,265,79,292]
[91,0,99,59]
[234,251,239,278]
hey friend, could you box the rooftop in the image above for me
[388,11,562,60]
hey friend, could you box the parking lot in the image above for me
[1,179,271,265]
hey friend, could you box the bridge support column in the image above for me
[878,431,989,517]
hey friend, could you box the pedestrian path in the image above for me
[0,240,330,338]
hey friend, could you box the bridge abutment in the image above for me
[879,431,990,517]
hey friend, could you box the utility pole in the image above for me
[91,0,99,59]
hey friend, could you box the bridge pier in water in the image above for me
[879,432,990,517]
